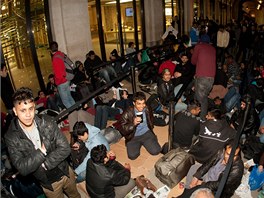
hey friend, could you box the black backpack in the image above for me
[146,94,161,113]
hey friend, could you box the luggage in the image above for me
[154,148,195,188]
[135,175,157,195]
[100,127,122,145]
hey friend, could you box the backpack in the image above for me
[153,111,169,126]
[146,94,162,112]
[154,148,195,188]
[54,53,76,81]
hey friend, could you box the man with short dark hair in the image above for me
[84,50,117,83]
[173,100,201,149]
[72,121,109,182]
[118,92,161,160]
[5,87,80,198]
[50,41,75,108]
[86,144,135,198]
[191,34,216,121]
[179,141,243,198]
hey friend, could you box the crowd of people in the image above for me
[1,16,264,198]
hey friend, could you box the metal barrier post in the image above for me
[131,65,136,94]
[168,101,175,151]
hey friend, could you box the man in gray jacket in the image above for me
[5,87,80,198]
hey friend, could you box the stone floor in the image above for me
[63,77,260,197]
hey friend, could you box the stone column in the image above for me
[144,0,164,47]
[48,0,92,63]
[183,0,194,35]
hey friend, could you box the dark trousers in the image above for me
[126,130,161,160]
[94,105,120,130]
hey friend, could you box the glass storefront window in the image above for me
[30,0,52,88]
[88,0,142,60]
[1,0,50,97]
[164,0,179,29]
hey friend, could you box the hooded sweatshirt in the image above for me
[75,123,109,175]
[189,119,235,164]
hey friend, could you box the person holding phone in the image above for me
[118,92,161,160]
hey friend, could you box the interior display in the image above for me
[125,7,133,17]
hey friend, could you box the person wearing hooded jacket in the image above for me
[185,109,236,188]
[72,121,110,182]
[178,141,244,198]
[189,109,236,163]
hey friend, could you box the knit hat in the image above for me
[200,34,210,43]
[110,49,118,57]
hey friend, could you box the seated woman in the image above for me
[94,89,133,130]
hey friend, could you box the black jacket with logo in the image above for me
[189,119,236,163]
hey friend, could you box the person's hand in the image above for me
[40,143,47,155]
[72,142,80,150]
[134,117,142,125]
[124,163,131,171]
[174,72,182,78]
[258,165,263,172]
[189,177,199,188]
[108,150,116,160]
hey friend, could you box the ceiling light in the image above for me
[257,4,261,10]
[106,0,132,4]
[2,5,6,10]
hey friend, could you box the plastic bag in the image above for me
[235,170,252,198]
[248,165,264,191]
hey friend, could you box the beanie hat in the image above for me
[111,49,118,57]
[200,34,210,43]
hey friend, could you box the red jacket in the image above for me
[191,42,216,78]
[52,51,67,86]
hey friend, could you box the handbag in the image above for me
[155,148,195,188]
[135,175,157,195]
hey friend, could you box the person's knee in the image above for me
[128,152,140,160]
[148,147,161,155]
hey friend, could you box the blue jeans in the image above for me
[224,86,241,112]
[57,81,75,108]
[98,66,117,82]
[195,77,214,120]
[94,105,120,129]
[76,170,86,183]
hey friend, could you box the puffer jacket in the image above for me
[86,158,131,198]
[194,149,244,198]
[118,106,154,143]
[5,115,71,191]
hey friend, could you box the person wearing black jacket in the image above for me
[230,94,260,137]
[178,142,244,198]
[86,144,135,198]
[4,87,80,198]
[157,69,175,107]
[0,63,15,113]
